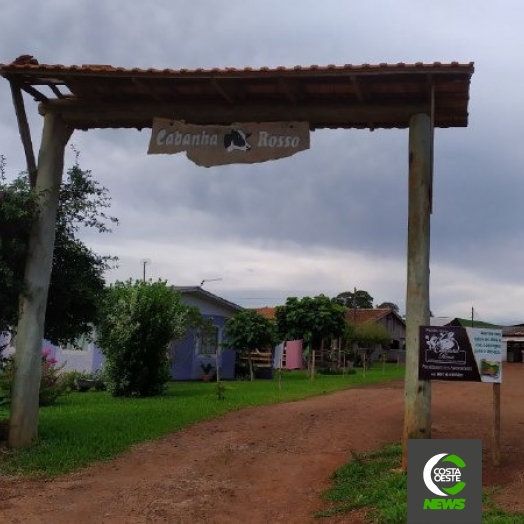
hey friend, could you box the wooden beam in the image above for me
[8,113,73,448]
[9,83,38,186]
[402,112,432,470]
[39,99,435,129]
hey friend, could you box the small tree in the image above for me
[333,289,374,309]
[340,322,357,365]
[0,152,117,344]
[376,301,400,314]
[97,280,191,397]
[224,310,277,381]
[353,323,391,368]
[275,295,346,373]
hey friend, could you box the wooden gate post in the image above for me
[8,112,72,448]
[401,113,432,469]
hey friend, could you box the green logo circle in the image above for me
[423,453,466,496]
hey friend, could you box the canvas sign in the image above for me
[148,119,310,167]
[419,326,502,382]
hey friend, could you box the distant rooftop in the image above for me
[172,286,243,313]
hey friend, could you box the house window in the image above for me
[196,325,220,355]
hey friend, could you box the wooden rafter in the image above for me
[210,78,235,105]
[131,77,164,103]
[21,84,49,103]
[277,78,297,104]
[350,75,366,103]
[47,83,64,98]
[9,82,37,186]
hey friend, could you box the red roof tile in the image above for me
[0,56,474,131]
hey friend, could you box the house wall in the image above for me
[180,294,238,318]
[53,343,103,373]
[3,291,241,381]
[170,312,237,381]
[377,314,406,344]
[2,337,101,374]
[169,293,239,380]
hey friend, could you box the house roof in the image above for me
[430,317,454,326]
[255,307,277,320]
[502,326,524,337]
[0,56,473,130]
[445,317,501,329]
[344,308,405,326]
[255,306,404,326]
[172,286,243,314]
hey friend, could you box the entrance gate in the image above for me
[0,56,474,466]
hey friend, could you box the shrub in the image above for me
[58,370,85,392]
[0,349,67,406]
[59,370,106,392]
[97,280,193,397]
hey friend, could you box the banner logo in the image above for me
[423,453,466,496]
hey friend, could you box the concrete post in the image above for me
[8,113,72,448]
[402,113,432,469]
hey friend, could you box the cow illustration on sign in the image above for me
[224,129,251,152]
[425,330,466,364]
[426,331,460,354]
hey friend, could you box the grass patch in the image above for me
[0,364,403,478]
[318,444,524,523]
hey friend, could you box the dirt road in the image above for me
[1,366,523,523]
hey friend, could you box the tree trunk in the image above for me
[8,113,72,448]
[248,354,254,381]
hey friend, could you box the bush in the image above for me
[97,280,193,397]
[58,370,85,392]
[0,349,67,407]
[59,370,106,392]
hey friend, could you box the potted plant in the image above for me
[201,362,214,382]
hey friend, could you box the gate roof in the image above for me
[0,56,473,130]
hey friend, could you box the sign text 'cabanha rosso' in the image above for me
[148,119,310,167]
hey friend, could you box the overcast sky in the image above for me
[1,1,523,324]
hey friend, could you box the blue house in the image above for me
[169,286,243,380]
[3,286,243,381]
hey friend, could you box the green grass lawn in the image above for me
[0,365,403,478]
[318,444,524,523]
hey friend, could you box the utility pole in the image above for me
[140,258,151,282]
[353,286,357,323]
